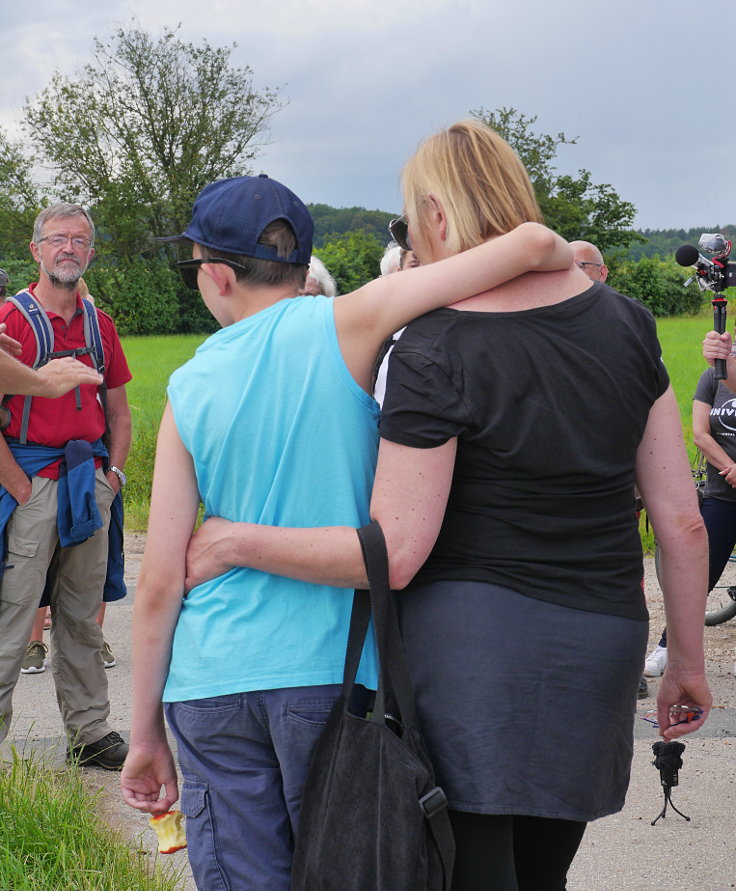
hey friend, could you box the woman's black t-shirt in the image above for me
[380,283,669,620]
[694,367,736,502]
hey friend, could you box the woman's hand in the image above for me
[185,516,236,592]
[703,330,732,365]
[655,667,712,741]
[719,462,736,487]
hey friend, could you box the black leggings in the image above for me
[449,810,587,891]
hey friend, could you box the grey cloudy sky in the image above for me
[2,0,730,233]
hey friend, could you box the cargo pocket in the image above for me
[2,535,41,605]
[180,781,230,891]
[7,536,38,559]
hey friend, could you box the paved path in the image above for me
[3,541,736,889]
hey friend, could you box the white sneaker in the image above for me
[644,644,668,677]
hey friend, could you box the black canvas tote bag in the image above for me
[291,520,455,890]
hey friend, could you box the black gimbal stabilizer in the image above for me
[676,234,736,380]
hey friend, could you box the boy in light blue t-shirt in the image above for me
[120,173,572,889]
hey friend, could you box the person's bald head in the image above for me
[569,240,608,283]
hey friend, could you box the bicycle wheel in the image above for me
[654,545,736,626]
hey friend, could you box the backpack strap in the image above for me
[80,298,109,446]
[6,291,54,370]
[6,292,55,444]
[4,292,106,445]
[81,298,105,375]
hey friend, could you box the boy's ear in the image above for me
[200,261,235,296]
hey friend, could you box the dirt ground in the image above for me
[5,533,736,891]
[109,536,736,890]
[642,550,736,709]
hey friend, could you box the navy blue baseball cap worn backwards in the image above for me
[161,174,313,265]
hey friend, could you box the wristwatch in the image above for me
[108,466,127,487]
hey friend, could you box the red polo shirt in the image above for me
[0,283,132,478]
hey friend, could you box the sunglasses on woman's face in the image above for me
[176,257,250,290]
[388,215,411,252]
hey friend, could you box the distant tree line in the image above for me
[625,226,736,261]
[309,204,395,249]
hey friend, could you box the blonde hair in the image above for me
[401,120,542,255]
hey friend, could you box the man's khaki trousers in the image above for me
[0,468,115,746]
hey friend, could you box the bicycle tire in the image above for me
[654,544,736,626]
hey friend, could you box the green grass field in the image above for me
[655,307,725,453]
[119,307,728,532]
[122,334,206,529]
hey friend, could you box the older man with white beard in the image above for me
[0,204,132,768]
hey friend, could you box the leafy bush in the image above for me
[174,282,219,334]
[84,259,180,336]
[607,255,704,316]
[315,230,384,294]
[0,258,38,294]
[1,255,218,336]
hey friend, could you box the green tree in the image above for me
[23,23,282,260]
[471,106,642,252]
[472,106,577,194]
[0,132,43,258]
[315,231,384,294]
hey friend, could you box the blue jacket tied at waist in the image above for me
[0,439,126,600]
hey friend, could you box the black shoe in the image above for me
[638,676,649,700]
[67,731,129,770]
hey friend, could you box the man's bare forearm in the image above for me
[0,435,31,502]
[0,350,102,398]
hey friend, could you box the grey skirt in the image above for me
[397,580,648,822]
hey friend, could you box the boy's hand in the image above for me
[121,742,179,815]
[703,330,732,365]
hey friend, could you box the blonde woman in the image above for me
[185,123,711,889]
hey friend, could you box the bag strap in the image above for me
[341,588,371,698]
[420,786,456,891]
[340,523,418,725]
[354,521,456,889]
[356,520,419,730]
